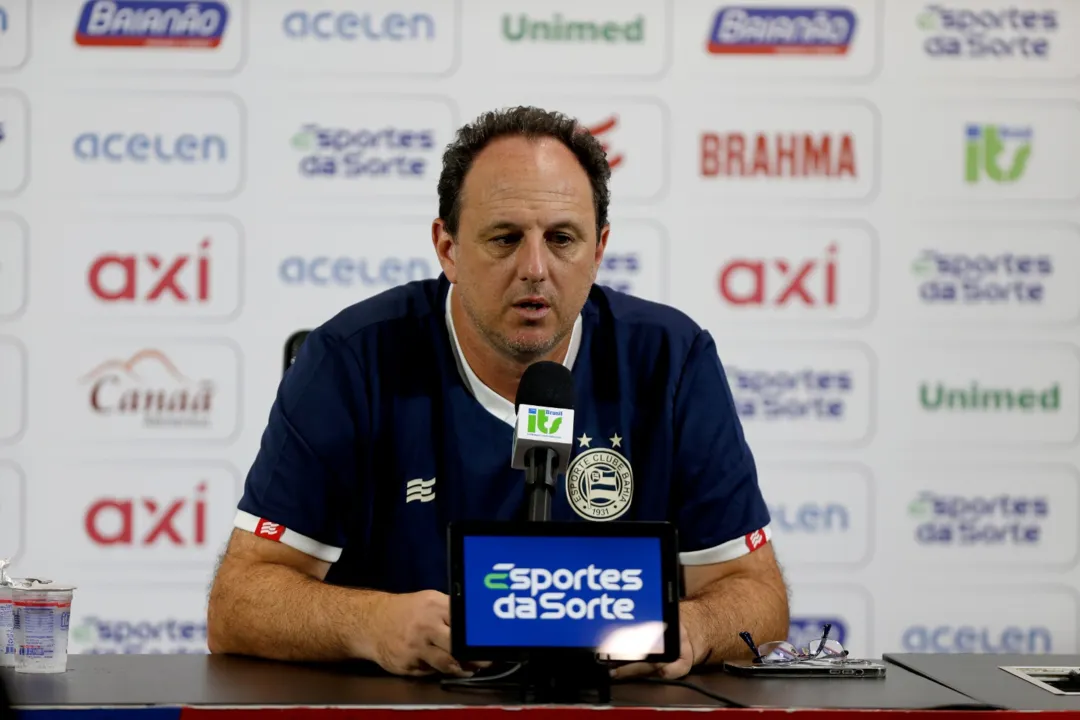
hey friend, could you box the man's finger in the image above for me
[431,621,453,655]
[610,661,661,679]
[421,646,472,678]
[657,659,691,680]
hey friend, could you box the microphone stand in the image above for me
[524,447,557,523]
[518,447,612,704]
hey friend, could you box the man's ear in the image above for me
[592,224,610,283]
[432,218,457,283]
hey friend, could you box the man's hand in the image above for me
[366,590,475,678]
[610,619,697,681]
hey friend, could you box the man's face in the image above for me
[435,136,608,361]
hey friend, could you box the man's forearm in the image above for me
[207,557,386,662]
[682,573,790,665]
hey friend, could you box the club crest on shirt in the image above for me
[566,442,633,521]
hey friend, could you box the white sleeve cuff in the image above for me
[679,525,772,566]
[234,510,343,563]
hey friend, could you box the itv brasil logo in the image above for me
[965,123,1032,184]
[483,563,643,620]
[527,407,564,435]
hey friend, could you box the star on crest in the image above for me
[610,433,622,448]
[578,433,592,448]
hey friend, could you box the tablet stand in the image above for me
[516,654,611,704]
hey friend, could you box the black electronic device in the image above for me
[447,520,681,703]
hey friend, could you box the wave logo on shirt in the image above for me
[74,1,230,48]
[567,446,633,521]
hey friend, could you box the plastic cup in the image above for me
[0,585,12,667]
[12,582,74,674]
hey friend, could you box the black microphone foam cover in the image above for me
[515,361,576,412]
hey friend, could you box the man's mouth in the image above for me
[514,297,550,311]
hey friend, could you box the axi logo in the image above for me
[88,238,211,305]
[965,124,1032,184]
[918,6,1057,59]
[920,381,1059,413]
[582,116,624,170]
[74,1,230,48]
[85,482,206,547]
[707,7,856,55]
[912,250,1051,305]
[291,123,436,179]
[730,368,853,420]
[719,245,837,308]
[527,408,563,435]
[701,132,856,179]
[908,491,1048,546]
[80,349,214,428]
[484,563,643,620]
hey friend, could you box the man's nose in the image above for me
[516,232,547,283]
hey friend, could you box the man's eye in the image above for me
[492,235,517,246]
[551,233,574,246]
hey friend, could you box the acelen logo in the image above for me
[707,7,857,55]
[74,1,230,48]
[73,342,240,441]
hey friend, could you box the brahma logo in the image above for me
[484,563,644,620]
[707,6,857,55]
[74,1,230,48]
[701,132,857,179]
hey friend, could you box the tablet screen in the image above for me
[461,533,666,659]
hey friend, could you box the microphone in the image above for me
[512,361,576,523]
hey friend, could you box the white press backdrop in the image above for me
[0,0,1078,656]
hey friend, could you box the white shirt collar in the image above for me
[445,283,582,427]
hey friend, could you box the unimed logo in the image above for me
[920,381,1060,413]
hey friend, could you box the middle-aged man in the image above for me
[208,106,789,680]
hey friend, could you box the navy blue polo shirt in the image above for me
[234,275,772,593]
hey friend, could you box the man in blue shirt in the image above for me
[207,107,789,680]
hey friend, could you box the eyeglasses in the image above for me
[739,623,849,664]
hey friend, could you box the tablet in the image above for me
[448,520,680,664]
